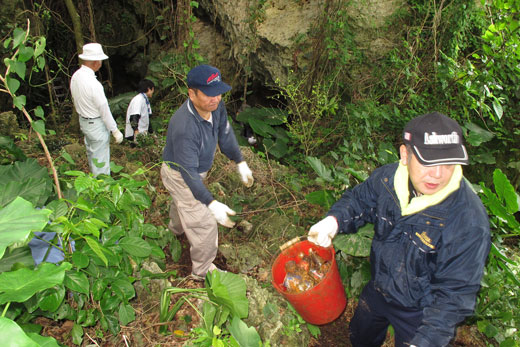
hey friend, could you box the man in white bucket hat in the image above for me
[70,43,123,176]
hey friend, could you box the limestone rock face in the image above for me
[195,0,407,86]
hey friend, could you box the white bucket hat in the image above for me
[79,43,109,61]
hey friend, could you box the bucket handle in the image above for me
[279,235,307,252]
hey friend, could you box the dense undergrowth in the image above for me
[1,0,520,346]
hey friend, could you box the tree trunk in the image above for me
[63,0,84,63]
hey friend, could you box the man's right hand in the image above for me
[308,216,338,248]
[208,200,236,228]
[112,129,124,144]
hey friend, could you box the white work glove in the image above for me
[112,129,123,144]
[308,216,338,248]
[237,161,254,187]
[208,200,236,228]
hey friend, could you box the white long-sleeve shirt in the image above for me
[70,65,117,132]
[124,93,151,137]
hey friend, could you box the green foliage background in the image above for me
[0,0,519,345]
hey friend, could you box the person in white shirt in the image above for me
[70,43,123,176]
[124,79,155,144]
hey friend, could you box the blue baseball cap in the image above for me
[187,65,231,97]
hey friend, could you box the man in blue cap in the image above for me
[161,64,254,280]
[308,112,490,346]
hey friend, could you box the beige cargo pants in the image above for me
[160,162,218,277]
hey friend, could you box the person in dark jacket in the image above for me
[308,112,490,347]
[161,65,254,281]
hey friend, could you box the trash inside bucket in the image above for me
[271,239,347,325]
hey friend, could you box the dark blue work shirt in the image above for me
[162,98,243,205]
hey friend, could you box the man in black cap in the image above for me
[161,65,254,280]
[308,112,490,346]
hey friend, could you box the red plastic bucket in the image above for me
[271,239,347,325]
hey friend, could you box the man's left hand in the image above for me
[112,129,124,144]
[237,161,254,187]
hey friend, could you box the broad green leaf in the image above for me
[6,76,20,94]
[12,27,26,49]
[26,332,60,347]
[74,176,92,194]
[228,316,261,347]
[492,99,503,120]
[0,178,51,208]
[307,323,321,338]
[333,225,374,257]
[477,320,499,338]
[493,169,518,214]
[305,190,336,210]
[0,197,51,259]
[119,303,136,325]
[36,55,45,70]
[34,37,46,57]
[206,271,248,319]
[3,37,11,49]
[64,270,90,295]
[103,314,121,335]
[170,237,182,262]
[31,120,46,135]
[112,278,135,302]
[142,223,159,238]
[236,107,287,125]
[110,161,124,173]
[101,226,124,246]
[92,279,106,301]
[0,317,39,347]
[13,60,26,79]
[465,122,495,146]
[71,323,83,346]
[61,150,75,164]
[100,293,120,315]
[203,301,218,334]
[0,135,26,161]
[85,236,108,266]
[46,199,69,221]
[480,185,519,228]
[72,252,89,269]
[0,262,71,304]
[306,156,334,182]
[119,237,152,257]
[0,246,33,272]
[263,137,289,158]
[64,170,86,177]
[34,106,44,119]
[248,118,276,138]
[14,95,26,109]
[81,219,106,238]
[38,285,65,312]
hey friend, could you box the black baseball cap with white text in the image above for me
[403,112,469,166]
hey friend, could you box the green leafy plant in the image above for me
[0,19,62,199]
[160,270,263,346]
[0,196,62,346]
[236,107,290,159]
[0,154,170,345]
[474,169,520,345]
[273,76,339,157]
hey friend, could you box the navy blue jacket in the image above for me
[162,98,243,205]
[328,163,490,346]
